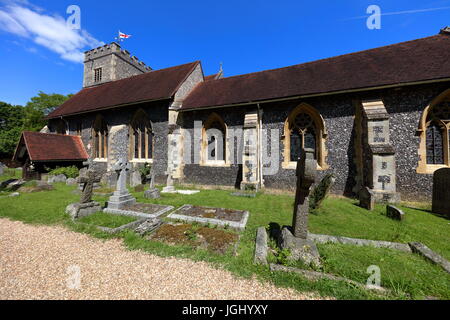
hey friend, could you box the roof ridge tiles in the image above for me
[215,34,442,82]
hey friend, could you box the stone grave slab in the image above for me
[104,203,174,219]
[167,205,249,231]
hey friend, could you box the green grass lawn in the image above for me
[0,179,448,300]
[78,212,137,228]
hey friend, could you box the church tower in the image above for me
[83,42,152,88]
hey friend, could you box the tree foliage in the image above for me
[22,91,73,132]
[0,102,25,158]
[0,91,73,158]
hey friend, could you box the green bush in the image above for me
[310,174,335,211]
[139,163,152,177]
[48,166,79,179]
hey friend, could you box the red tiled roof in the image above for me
[204,73,220,81]
[182,33,450,110]
[14,132,89,162]
[48,61,200,118]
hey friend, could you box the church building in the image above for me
[14,27,450,201]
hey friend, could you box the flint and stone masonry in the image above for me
[34,30,450,201]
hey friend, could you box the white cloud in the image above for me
[0,1,103,63]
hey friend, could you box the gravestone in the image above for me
[359,187,375,211]
[279,148,321,267]
[101,172,117,189]
[66,178,77,186]
[65,165,102,219]
[432,168,450,218]
[0,162,4,176]
[105,158,136,210]
[162,172,176,193]
[130,170,143,188]
[292,148,317,238]
[48,174,67,184]
[144,171,160,199]
[386,205,405,221]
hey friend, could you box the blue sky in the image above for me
[1,0,450,106]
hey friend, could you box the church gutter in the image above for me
[179,77,450,112]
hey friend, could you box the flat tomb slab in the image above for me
[149,223,240,255]
[167,205,249,231]
[104,203,174,219]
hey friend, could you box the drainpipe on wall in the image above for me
[257,103,264,188]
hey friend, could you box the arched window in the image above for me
[284,103,328,169]
[417,90,450,173]
[130,109,153,161]
[202,113,227,165]
[425,101,450,165]
[93,115,108,159]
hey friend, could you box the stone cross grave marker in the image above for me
[113,158,132,195]
[77,169,101,203]
[145,170,161,199]
[105,158,136,210]
[293,148,317,239]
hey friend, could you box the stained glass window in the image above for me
[426,102,449,165]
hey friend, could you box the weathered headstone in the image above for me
[130,170,143,187]
[66,178,77,186]
[78,169,101,203]
[101,171,117,189]
[359,187,375,211]
[279,148,321,267]
[48,174,67,184]
[386,205,405,221]
[0,162,4,176]
[144,171,160,199]
[254,227,268,265]
[162,172,176,193]
[66,166,102,219]
[292,148,317,238]
[134,218,163,236]
[432,168,450,218]
[105,158,136,210]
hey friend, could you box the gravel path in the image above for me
[0,219,321,300]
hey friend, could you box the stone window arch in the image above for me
[283,103,328,169]
[202,113,227,166]
[130,109,154,161]
[417,89,450,173]
[92,114,108,159]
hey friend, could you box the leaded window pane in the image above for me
[426,123,444,164]
[290,131,301,162]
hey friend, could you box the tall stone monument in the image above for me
[279,148,321,267]
[105,158,136,210]
[358,100,400,204]
[432,168,450,218]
